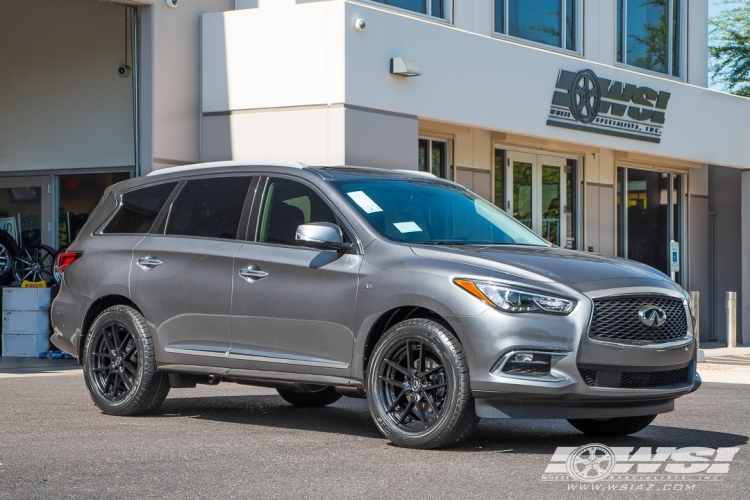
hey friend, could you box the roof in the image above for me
[147,160,307,177]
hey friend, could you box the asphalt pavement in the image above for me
[0,368,748,499]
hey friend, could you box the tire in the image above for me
[277,386,342,407]
[83,305,170,416]
[366,318,479,449]
[567,415,657,437]
[0,231,18,286]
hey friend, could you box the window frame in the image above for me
[158,175,257,242]
[418,136,453,180]
[250,174,362,254]
[360,0,453,24]
[492,0,583,56]
[616,0,686,80]
[97,180,180,236]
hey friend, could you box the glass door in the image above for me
[0,176,53,249]
[617,167,683,283]
[505,152,567,246]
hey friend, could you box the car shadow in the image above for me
[151,394,749,453]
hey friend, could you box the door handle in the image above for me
[137,255,163,271]
[239,264,268,283]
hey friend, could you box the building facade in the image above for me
[1,0,749,344]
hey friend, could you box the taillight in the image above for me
[55,252,82,275]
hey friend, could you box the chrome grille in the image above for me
[589,296,688,345]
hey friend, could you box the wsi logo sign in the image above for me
[542,444,740,483]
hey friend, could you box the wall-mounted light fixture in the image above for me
[354,18,366,32]
[390,58,421,77]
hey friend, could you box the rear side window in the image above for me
[102,182,177,234]
[165,176,252,240]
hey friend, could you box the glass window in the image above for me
[165,177,252,240]
[418,138,450,179]
[495,0,578,52]
[333,178,548,246]
[494,149,506,212]
[370,0,449,20]
[617,0,682,76]
[258,178,346,246]
[103,182,177,235]
[59,172,130,247]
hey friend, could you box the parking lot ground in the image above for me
[0,370,748,500]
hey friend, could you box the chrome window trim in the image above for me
[165,346,229,358]
[229,348,350,370]
[583,288,693,349]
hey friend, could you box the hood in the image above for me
[410,244,679,293]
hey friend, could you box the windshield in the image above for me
[332,178,549,246]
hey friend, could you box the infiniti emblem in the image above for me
[638,305,667,328]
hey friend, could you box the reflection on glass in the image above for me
[672,0,680,75]
[566,0,576,51]
[494,150,505,211]
[494,0,504,32]
[621,0,676,74]
[508,0,561,48]
[626,169,669,274]
[513,161,533,230]
[672,173,681,282]
[541,165,561,246]
[418,139,429,173]
[431,141,446,179]
[565,160,577,249]
[374,0,443,17]
[0,187,42,248]
[431,0,443,19]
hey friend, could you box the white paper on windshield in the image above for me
[393,221,423,233]
[346,191,383,213]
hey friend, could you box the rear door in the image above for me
[130,175,255,367]
[229,175,362,376]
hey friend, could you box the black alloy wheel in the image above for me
[12,244,55,286]
[367,319,479,449]
[83,305,170,416]
[0,230,18,285]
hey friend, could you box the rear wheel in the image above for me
[366,319,479,449]
[276,386,342,407]
[567,415,657,436]
[83,305,170,416]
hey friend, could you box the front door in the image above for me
[506,152,567,246]
[617,167,683,282]
[230,176,361,376]
[130,175,254,367]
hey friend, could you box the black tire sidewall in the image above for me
[83,307,149,415]
[367,321,464,448]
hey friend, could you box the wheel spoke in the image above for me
[423,391,439,416]
[414,400,427,429]
[91,366,109,373]
[122,344,137,361]
[420,365,444,378]
[111,372,121,397]
[386,390,407,413]
[122,361,137,376]
[384,359,410,378]
[119,371,132,391]
[378,375,404,387]
[102,326,115,352]
[418,343,424,373]
[424,382,447,391]
[405,341,412,372]
[103,372,115,394]
[397,400,414,425]
[116,329,130,353]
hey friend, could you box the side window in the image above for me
[257,178,348,246]
[102,182,177,234]
[165,177,252,240]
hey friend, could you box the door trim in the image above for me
[229,348,350,369]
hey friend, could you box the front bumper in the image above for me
[449,286,697,419]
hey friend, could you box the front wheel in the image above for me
[366,318,479,449]
[567,415,657,436]
[83,305,170,416]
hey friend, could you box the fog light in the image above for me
[513,353,534,363]
[501,352,552,377]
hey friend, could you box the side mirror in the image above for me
[295,223,352,251]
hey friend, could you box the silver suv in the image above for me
[51,162,700,449]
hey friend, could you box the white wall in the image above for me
[142,0,234,172]
[687,0,709,87]
[0,0,134,172]
[743,171,750,344]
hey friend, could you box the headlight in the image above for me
[454,279,577,315]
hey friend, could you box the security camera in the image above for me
[354,18,366,32]
[118,65,132,78]
[166,0,178,8]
